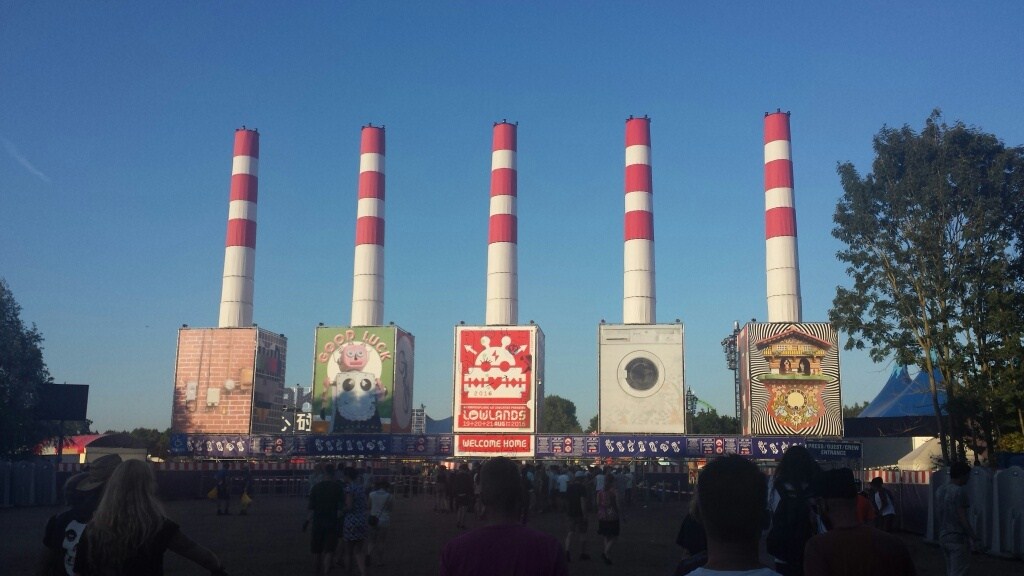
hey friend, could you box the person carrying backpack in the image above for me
[765,446,821,576]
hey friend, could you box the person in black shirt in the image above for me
[38,454,122,576]
[305,463,344,575]
[452,464,475,529]
[673,498,708,575]
[563,470,591,561]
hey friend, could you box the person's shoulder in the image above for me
[688,567,781,576]
[155,517,181,545]
[874,527,911,548]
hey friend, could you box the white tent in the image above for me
[897,437,942,470]
[898,437,974,471]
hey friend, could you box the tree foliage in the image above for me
[585,414,599,433]
[843,401,869,418]
[830,111,1024,464]
[0,279,53,458]
[127,427,171,459]
[540,395,583,433]
[690,408,740,434]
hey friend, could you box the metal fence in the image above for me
[0,461,58,507]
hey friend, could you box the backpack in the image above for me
[765,483,816,564]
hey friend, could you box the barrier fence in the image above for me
[0,459,933,512]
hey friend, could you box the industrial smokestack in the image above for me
[218,128,259,328]
[485,121,518,326]
[764,110,802,322]
[623,116,655,324]
[351,125,386,326]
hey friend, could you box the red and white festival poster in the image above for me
[454,327,535,432]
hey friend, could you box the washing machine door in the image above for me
[617,350,665,398]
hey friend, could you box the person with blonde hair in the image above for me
[74,459,226,576]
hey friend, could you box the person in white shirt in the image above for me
[594,468,606,493]
[870,477,896,532]
[556,468,570,511]
[367,480,393,567]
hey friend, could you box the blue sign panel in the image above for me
[535,435,594,457]
[166,433,858,462]
[685,436,754,457]
[599,436,686,457]
[804,439,861,461]
[254,436,305,457]
[394,434,454,457]
[307,435,392,456]
[169,434,255,458]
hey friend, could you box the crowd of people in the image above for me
[35,449,977,576]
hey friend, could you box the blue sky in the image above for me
[2,2,1022,433]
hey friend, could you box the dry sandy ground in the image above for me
[3,490,1020,575]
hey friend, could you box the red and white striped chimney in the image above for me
[218,128,259,328]
[623,116,655,324]
[351,125,386,327]
[764,110,802,323]
[486,121,518,326]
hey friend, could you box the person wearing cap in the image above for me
[37,454,122,576]
[803,468,915,576]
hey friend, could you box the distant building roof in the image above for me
[88,433,147,449]
[37,433,147,456]
[36,434,105,456]
[756,328,833,351]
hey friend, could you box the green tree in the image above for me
[127,427,171,460]
[843,401,869,418]
[830,111,1024,464]
[690,409,740,434]
[0,279,53,458]
[585,414,599,433]
[540,395,583,433]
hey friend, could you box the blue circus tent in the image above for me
[425,415,453,434]
[846,365,947,437]
[859,365,947,418]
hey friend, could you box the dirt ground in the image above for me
[3,489,1020,575]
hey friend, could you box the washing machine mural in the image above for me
[598,323,685,434]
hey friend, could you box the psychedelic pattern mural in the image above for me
[739,322,843,436]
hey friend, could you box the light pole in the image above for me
[721,321,741,421]
[685,389,697,431]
